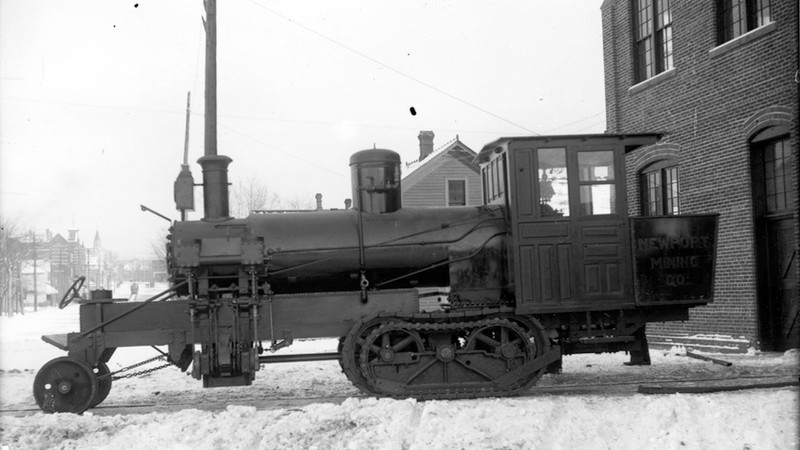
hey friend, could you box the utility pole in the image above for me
[31,230,38,312]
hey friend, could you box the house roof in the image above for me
[402,137,479,190]
[49,234,68,246]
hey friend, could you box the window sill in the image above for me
[628,68,677,95]
[709,21,777,58]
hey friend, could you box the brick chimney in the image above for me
[418,130,435,161]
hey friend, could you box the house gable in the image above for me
[402,140,482,207]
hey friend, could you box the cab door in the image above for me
[571,144,631,305]
[510,138,632,313]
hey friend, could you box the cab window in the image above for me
[578,151,616,215]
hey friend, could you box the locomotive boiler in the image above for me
[170,150,507,301]
[34,135,719,413]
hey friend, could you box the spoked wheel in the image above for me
[358,322,426,394]
[340,318,396,394]
[90,362,112,408]
[465,317,548,388]
[466,322,534,370]
[33,357,98,414]
[360,324,425,373]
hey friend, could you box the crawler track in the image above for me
[340,313,557,400]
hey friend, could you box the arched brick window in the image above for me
[640,160,679,215]
[751,125,791,215]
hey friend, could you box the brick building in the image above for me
[601,0,798,350]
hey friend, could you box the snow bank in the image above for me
[1,391,796,450]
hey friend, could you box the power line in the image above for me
[216,120,349,179]
[2,96,181,116]
[246,0,539,136]
[2,96,525,136]
[542,111,605,133]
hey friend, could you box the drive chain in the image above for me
[97,355,175,381]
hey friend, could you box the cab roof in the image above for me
[476,133,663,164]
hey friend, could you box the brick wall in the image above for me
[602,0,799,346]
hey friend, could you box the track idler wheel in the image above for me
[33,357,98,414]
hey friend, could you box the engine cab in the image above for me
[477,134,716,311]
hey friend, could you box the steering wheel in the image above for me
[59,276,86,309]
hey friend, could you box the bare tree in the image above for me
[281,195,314,210]
[230,175,281,217]
[0,219,27,316]
[150,235,167,262]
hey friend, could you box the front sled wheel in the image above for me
[89,362,112,408]
[33,357,98,414]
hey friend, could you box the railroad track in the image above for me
[2,372,796,417]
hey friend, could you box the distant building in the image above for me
[21,260,57,307]
[48,233,72,296]
[601,0,798,350]
[402,131,482,208]
[48,231,87,297]
[87,230,110,289]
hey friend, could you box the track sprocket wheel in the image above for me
[340,317,395,395]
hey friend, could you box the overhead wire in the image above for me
[211,114,349,179]
[245,0,540,136]
[3,2,610,175]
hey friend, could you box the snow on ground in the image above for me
[0,284,798,449]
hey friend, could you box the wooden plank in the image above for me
[686,351,733,366]
[638,378,798,395]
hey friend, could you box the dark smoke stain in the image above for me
[409,107,417,116]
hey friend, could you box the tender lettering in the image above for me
[637,235,712,251]
[650,255,700,269]
[665,274,690,286]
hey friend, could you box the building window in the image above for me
[717,0,772,44]
[633,0,673,83]
[753,136,790,214]
[447,179,466,207]
[641,161,679,215]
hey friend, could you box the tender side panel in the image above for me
[631,214,719,306]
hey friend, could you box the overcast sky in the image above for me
[1,0,607,258]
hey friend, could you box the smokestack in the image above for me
[418,130,434,161]
[198,154,232,221]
